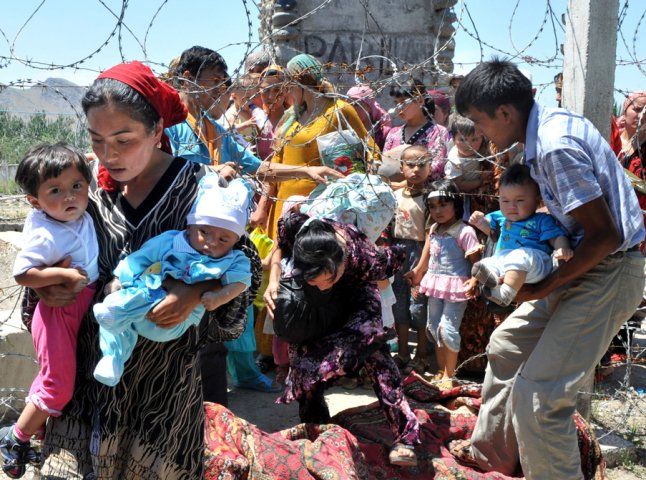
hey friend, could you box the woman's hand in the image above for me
[147,278,204,328]
[305,166,344,184]
[209,162,239,182]
[201,291,226,311]
[34,284,79,307]
[249,206,269,230]
[263,279,280,319]
[63,268,90,293]
[403,267,423,288]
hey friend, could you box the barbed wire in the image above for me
[0,0,644,455]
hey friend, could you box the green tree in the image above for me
[0,111,89,164]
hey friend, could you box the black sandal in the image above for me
[255,355,275,373]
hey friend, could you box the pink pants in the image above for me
[28,284,96,416]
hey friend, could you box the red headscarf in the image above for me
[94,60,188,191]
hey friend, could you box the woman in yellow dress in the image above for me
[264,53,379,239]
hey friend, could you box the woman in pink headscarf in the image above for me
[346,84,392,150]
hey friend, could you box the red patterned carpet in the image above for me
[204,373,604,479]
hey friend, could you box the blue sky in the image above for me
[452,0,645,108]
[0,0,643,108]
[0,0,262,85]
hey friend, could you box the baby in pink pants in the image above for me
[1,143,98,479]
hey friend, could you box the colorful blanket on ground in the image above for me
[204,403,369,479]
[203,373,604,479]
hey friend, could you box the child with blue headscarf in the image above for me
[93,175,252,386]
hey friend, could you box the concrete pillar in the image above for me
[562,0,618,140]
[562,0,618,419]
[259,0,458,91]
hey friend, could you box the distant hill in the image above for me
[0,78,85,120]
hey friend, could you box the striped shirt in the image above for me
[524,102,644,251]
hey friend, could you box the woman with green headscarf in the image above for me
[264,53,379,240]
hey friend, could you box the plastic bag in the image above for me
[301,173,397,243]
[316,110,365,175]
[272,276,347,344]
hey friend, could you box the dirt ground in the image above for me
[0,196,29,231]
[591,358,646,480]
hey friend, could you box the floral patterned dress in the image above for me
[275,211,419,446]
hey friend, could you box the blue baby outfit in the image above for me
[93,230,251,386]
[486,211,566,255]
[481,211,568,285]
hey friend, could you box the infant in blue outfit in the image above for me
[93,175,252,386]
[468,164,573,306]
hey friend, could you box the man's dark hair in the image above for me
[499,163,537,190]
[455,57,534,120]
[174,46,230,86]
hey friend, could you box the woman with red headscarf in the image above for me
[34,60,261,479]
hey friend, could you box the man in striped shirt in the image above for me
[454,58,645,479]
